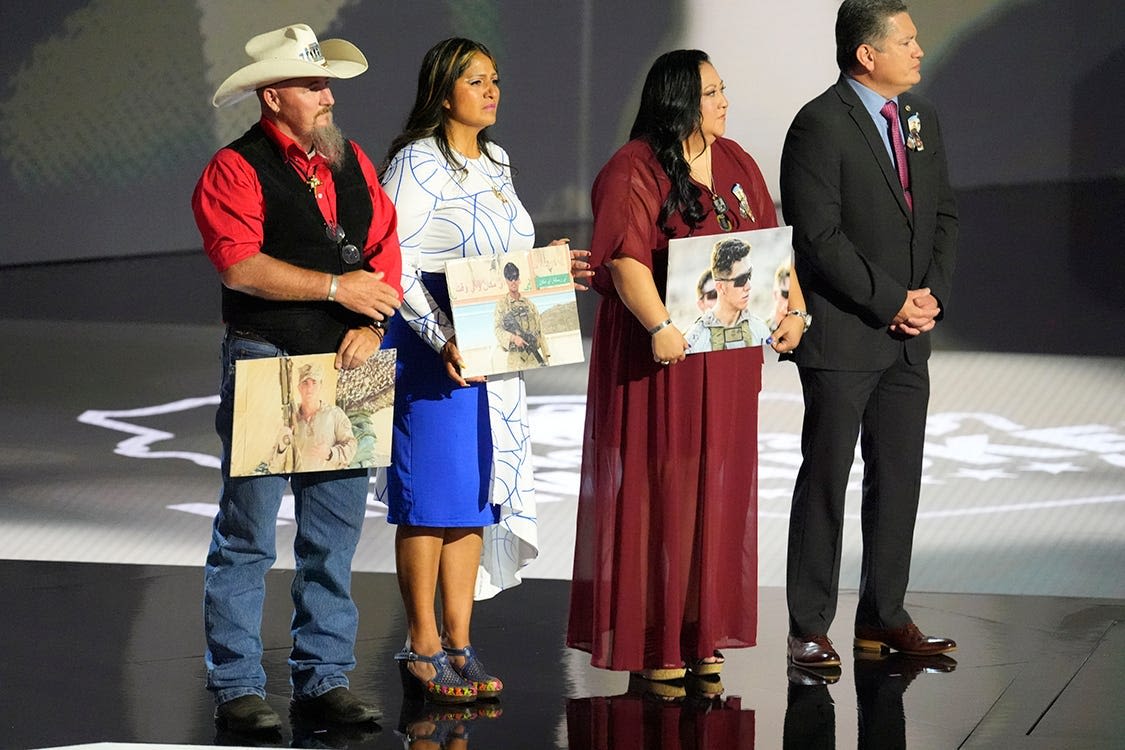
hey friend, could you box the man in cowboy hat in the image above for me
[192,22,402,733]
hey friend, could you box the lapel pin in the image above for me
[731,183,756,222]
[906,112,924,151]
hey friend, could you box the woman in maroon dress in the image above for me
[567,50,809,679]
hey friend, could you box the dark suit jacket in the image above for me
[780,75,958,371]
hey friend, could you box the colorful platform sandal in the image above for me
[443,644,504,700]
[394,647,477,704]
[397,699,474,747]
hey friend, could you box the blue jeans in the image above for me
[204,331,369,704]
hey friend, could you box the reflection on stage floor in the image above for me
[4,560,1123,749]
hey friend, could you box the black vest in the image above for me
[223,124,374,354]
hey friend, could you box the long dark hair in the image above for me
[629,49,710,236]
[382,37,503,176]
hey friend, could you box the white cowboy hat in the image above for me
[212,23,368,108]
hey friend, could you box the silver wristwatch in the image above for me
[787,309,812,332]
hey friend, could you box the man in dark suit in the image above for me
[780,0,958,673]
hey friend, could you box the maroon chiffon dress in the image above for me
[567,136,779,672]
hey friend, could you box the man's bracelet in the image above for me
[327,274,340,302]
[647,318,673,336]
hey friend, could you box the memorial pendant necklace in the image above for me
[694,147,732,231]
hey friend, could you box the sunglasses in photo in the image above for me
[715,270,752,288]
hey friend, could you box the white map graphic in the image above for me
[64,349,1125,598]
[78,394,1125,522]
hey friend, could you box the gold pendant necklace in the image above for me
[292,158,321,193]
[291,147,323,193]
[467,157,509,204]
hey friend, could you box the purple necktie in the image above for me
[880,100,912,212]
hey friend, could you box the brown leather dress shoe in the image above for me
[853,622,957,655]
[787,664,842,686]
[787,634,841,668]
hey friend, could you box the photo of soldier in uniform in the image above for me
[495,261,550,368]
[683,237,772,353]
[696,268,718,313]
[228,350,396,477]
[265,360,357,474]
[445,244,584,377]
[666,226,794,355]
[771,262,792,331]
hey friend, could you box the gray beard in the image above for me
[311,123,347,171]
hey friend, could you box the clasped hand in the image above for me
[891,287,940,336]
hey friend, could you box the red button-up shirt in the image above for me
[192,117,402,298]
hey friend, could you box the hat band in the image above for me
[297,42,325,64]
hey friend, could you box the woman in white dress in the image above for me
[378,37,586,704]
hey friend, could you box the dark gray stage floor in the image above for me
[4,559,1123,749]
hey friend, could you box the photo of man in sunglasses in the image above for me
[684,238,772,353]
[696,268,718,313]
[771,262,792,331]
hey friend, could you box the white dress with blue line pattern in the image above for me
[377,137,538,600]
